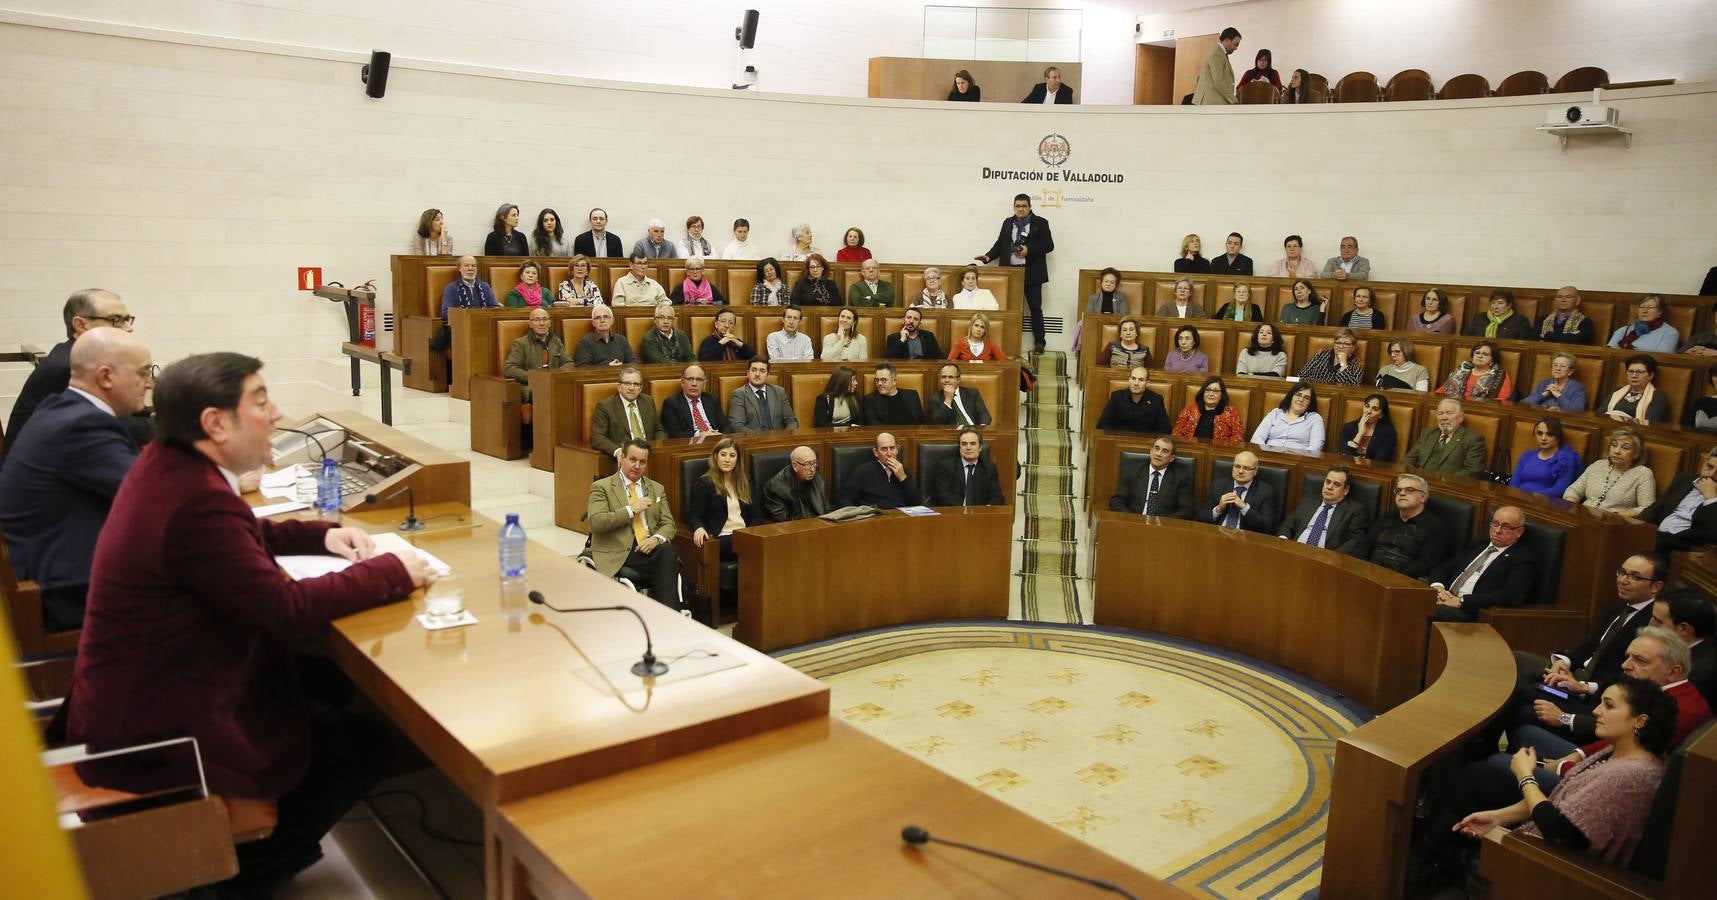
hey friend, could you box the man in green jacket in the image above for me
[504,308,572,402]
[639,300,695,364]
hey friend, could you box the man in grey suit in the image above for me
[1319,236,1372,281]
[1109,436,1194,519]
[1192,27,1241,105]
[1278,464,1373,555]
[728,359,798,433]
[589,366,666,459]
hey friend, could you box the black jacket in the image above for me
[1020,83,1074,104]
[925,386,992,427]
[838,460,922,510]
[883,331,944,360]
[686,476,760,537]
[572,230,624,258]
[980,214,1055,286]
[484,230,529,256]
[1095,388,1168,434]
[1209,254,1254,276]
[1199,477,1280,534]
[861,390,923,427]
[1277,497,1372,555]
[1359,511,1446,578]
[1638,473,1717,553]
[929,457,1004,507]
[1428,540,1540,614]
[660,392,731,439]
[1534,312,1596,344]
[761,469,826,523]
[1464,312,1535,341]
[1558,601,1655,683]
[1109,462,1194,520]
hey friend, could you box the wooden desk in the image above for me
[1320,623,1515,899]
[495,717,1174,899]
[1092,513,1436,712]
[734,506,1012,651]
[307,409,471,509]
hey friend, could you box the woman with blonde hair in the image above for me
[949,313,1008,363]
[1156,278,1205,318]
[556,254,603,306]
[1174,234,1210,273]
[1563,428,1656,515]
[687,437,759,601]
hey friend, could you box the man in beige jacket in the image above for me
[1193,27,1242,105]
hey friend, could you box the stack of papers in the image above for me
[259,465,307,500]
[276,531,453,581]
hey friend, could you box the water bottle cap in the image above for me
[322,457,336,469]
[505,513,520,524]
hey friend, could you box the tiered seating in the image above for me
[1274,66,1631,103]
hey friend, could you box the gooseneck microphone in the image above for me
[365,484,424,532]
[900,826,1138,899]
[528,590,668,677]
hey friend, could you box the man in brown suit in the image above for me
[590,366,666,459]
[1404,398,1488,476]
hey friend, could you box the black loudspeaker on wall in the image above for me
[735,10,760,49]
[362,50,391,99]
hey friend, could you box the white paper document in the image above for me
[276,532,452,581]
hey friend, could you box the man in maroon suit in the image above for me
[66,352,432,894]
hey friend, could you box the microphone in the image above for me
[365,484,424,532]
[528,590,668,677]
[900,826,1138,899]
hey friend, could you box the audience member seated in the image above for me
[790,254,842,307]
[1526,351,1589,411]
[640,301,695,364]
[1201,450,1280,533]
[590,367,666,458]
[1156,277,1205,318]
[1109,436,1194,518]
[1212,282,1263,323]
[1209,232,1254,277]
[1608,294,1679,351]
[762,446,828,522]
[5,288,149,447]
[661,364,729,438]
[946,69,980,102]
[848,258,894,307]
[1235,322,1286,377]
[1684,369,1717,433]
[883,307,944,360]
[66,353,431,895]
[409,207,453,256]
[1564,427,1655,515]
[631,218,678,259]
[1438,340,1515,403]
[751,257,790,307]
[1465,288,1534,340]
[1407,287,1456,334]
[949,313,1007,363]
[1338,392,1399,461]
[1653,588,1717,708]
[1098,317,1151,370]
[782,223,819,262]
[1404,398,1488,476]
[1355,473,1447,577]
[1087,267,1130,315]
[1376,338,1431,391]
[1511,417,1582,497]
[1021,65,1074,104]
[1635,446,1717,554]
[613,254,669,307]
[728,360,797,433]
[861,362,924,426]
[1250,383,1326,452]
[531,208,572,257]
[836,227,872,263]
[1278,279,1325,326]
[1600,353,1672,425]
[910,266,950,309]
[926,363,993,427]
[698,309,756,363]
[573,306,636,367]
[1297,327,1365,385]
[678,215,713,260]
[1320,236,1371,281]
[722,218,760,261]
[572,207,623,258]
[1537,286,1595,344]
[1429,506,1538,622]
[670,257,726,306]
[1163,324,1209,374]
[1096,365,1169,433]
[838,432,923,509]
[1265,234,1317,279]
[435,256,499,352]
[1338,285,1385,329]
[504,309,572,406]
[929,427,1005,507]
[556,255,603,306]
[588,439,683,611]
[688,437,759,570]
[1173,234,1210,274]
[1278,464,1372,553]
[821,308,870,362]
[1172,375,1245,443]
[952,267,1000,310]
[1282,68,1312,104]
[484,203,529,256]
[0,329,152,632]
[502,259,549,308]
[813,366,863,427]
[765,306,815,362]
[1238,49,1281,88]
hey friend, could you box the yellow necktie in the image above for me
[626,401,645,439]
[628,481,649,545]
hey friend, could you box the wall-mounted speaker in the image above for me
[736,10,760,49]
[362,50,391,99]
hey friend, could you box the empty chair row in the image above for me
[1239,66,1614,104]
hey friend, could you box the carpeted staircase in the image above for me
[1017,350,1086,624]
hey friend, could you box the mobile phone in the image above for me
[1537,683,1569,700]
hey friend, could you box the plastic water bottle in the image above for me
[316,457,342,521]
[499,513,527,583]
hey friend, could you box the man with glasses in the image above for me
[660,364,728,439]
[926,363,993,427]
[1635,446,1717,554]
[589,367,665,459]
[1534,286,1594,344]
[503,309,572,403]
[1200,450,1279,534]
[0,329,154,631]
[762,446,828,522]
[1318,235,1371,281]
[6,288,145,447]
[1355,473,1447,577]
[1428,505,1539,622]
[572,305,636,367]
[638,301,694,364]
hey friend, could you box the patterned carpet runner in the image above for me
[1019,350,1081,623]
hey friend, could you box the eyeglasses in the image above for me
[137,364,160,380]
[85,313,136,328]
[618,380,644,387]
[1626,368,1650,376]
[1489,521,1523,531]
[791,459,818,469]
[1232,463,1258,472]
[683,376,705,382]
[1616,568,1655,581]
[1395,486,1425,495]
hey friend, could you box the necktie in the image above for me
[690,396,711,433]
[1305,503,1333,546]
[1224,486,1247,529]
[964,464,975,506]
[1145,470,1161,515]
[626,402,644,440]
[1581,605,1636,677]
[627,481,649,545]
[756,389,770,429]
[1450,546,1498,595]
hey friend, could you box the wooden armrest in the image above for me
[1479,827,1660,898]
[1481,607,1590,655]
[470,375,524,460]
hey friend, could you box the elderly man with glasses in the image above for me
[1428,505,1540,622]
[6,288,147,447]
[762,446,828,523]
[1354,473,1448,577]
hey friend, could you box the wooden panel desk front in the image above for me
[1092,513,1436,712]
[495,717,1172,899]
[733,507,1012,652]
